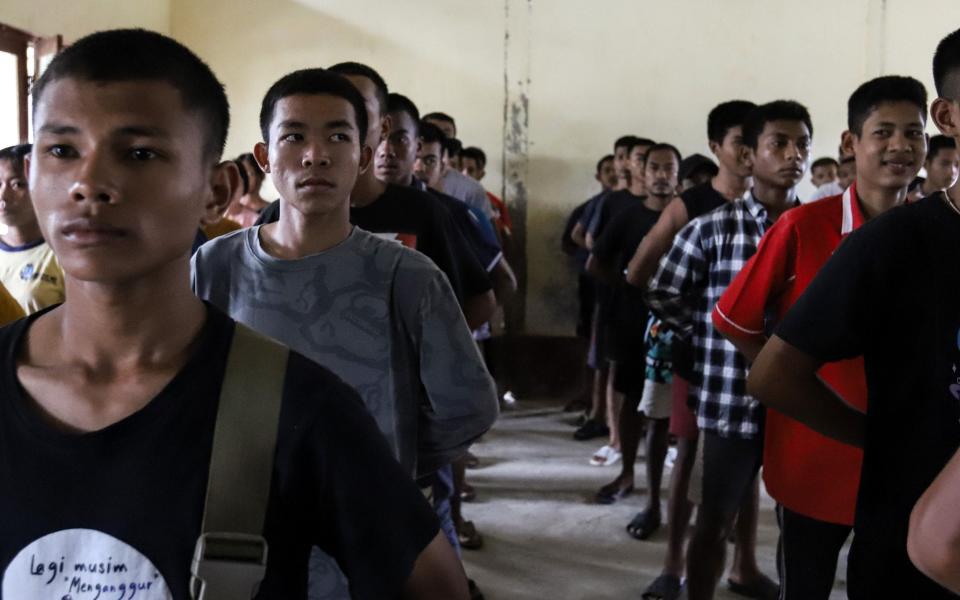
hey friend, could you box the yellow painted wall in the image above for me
[4,0,959,334]
[0,0,169,40]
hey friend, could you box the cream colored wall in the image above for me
[0,0,169,40]
[3,0,959,335]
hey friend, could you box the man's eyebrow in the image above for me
[325,119,355,130]
[38,123,79,135]
[276,120,307,130]
[116,126,170,138]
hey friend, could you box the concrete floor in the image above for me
[460,399,848,600]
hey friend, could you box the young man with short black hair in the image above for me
[624,101,759,600]
[748,28,960,599]
[647,100,813,600]
[921,134,959,196]
[588,144,681,526]
[581,137,654,466]
[0,144,65,314]
[256,64,496,332]
[810,156,839,188]
[422,111,457,139]
[716,75,928,599]
[1,28,467,600]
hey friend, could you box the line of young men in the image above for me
[564,26,960,600]
[0,28,512,600]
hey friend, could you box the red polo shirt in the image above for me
[712,184,868,525]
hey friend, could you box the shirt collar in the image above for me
[743,189,769,222]
[840,182,866,235]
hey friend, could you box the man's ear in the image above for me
[358,144,374,175]
[253,142,271,174]
[739,145,755,172]
[708,140,721,158]
[839,130,856,159]
[200,160,238,227]
[378,114,393,145]
[931,97,960,138]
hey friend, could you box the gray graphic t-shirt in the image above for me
[192,226,498,479]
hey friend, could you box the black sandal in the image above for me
[642,574,682,600]
[626,508,662,540]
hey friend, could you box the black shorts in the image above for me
[689,430,762,528]
[612,359,646,397]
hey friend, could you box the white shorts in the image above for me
[638,379,672,420]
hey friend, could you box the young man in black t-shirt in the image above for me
[0,29,467,600]
[748,28,960,600]
[588,144,681,527]
[620,101,761,600]
[579,138,653,467]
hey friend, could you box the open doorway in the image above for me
[0,23,62,148]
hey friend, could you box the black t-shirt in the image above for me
[0,307,439,599]
[776,194,960,599]
[593,189,646,239]
[257,186,493,302]
[562,200,589,268]
[429,190,502,273]
[680,181,727,220]
[592,202,661,361]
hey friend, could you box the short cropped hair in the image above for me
[418,121,447,145]
[328,62,389,116]
[811,157,839,171]
[31,29,229,162]
[847,76,927,136]
[742,101,813,149]
[259,68,368,146]
[626,137,656,156]
[933,28,960,98]
[927,134,958,161]
[423,112,456,128]
[645,143,682,165]
[461,146,487,169]
[0,144,31,175]
[444,137,463,159]
[596,154,614,174]
[707,100,757,145]
[614,135,639,150]
[387,93,420,126]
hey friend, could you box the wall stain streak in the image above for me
[501,0,532,333]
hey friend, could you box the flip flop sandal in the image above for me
[726,577,780,600]
[590,444,613,466]
[626,508,662,540]
[458,520,484,550]
[642,574,682,600]
[460,482,477,502]
[595,484,634,505]
[464,451,480,469]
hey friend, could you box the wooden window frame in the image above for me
[0,23,62,144]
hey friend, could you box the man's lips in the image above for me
[61,219,127,244]
[297,176,336,189]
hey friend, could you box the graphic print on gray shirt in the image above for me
[192,226,498,479]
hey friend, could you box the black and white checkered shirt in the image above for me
[645,192,772,439]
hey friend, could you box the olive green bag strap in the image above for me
[190,324,289,600]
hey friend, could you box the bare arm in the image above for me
[570,221,588,249]
[908,447,960,594]
[463,290,496,330]
[747,335,865,448]
[403,532,470,599]
[626,197,688,287]
[723,334,767,364]
[585,253,621,287]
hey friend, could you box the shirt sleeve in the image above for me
[442,209,494,298]
[775,214,899,362]
[713,217,796,341]
[587,195,608,237]
[414,269,499,475]
[578,196,599,229]
[0,283,24,326]
[644,218,708,339]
